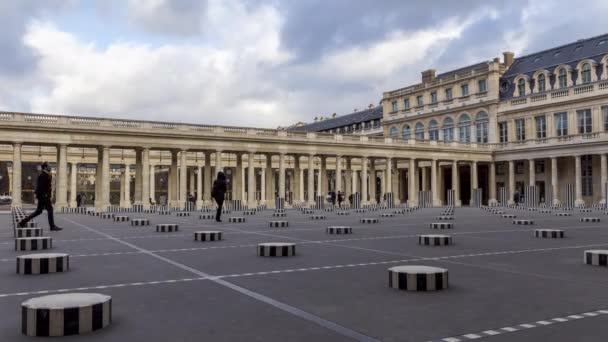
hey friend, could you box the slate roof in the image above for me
[289,106,383,132]
[500,33,608,100]
[436,61,490,78]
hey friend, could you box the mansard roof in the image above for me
[504,33,608,77]
[289,106,383,132]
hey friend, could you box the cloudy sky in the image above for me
[1,0,608,128]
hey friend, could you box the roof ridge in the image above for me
[513,32,608,61]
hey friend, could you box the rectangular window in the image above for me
[535,115,546,139]
[535,160,545,174]
[582,155,593,196]
[478,79,487,93]
[445,88,453,100]
[602,106,608,131]
[515,118,526,141]
[515,161,524,174]
[430,91,437,104]
[577,109,592,134]
[461,83,469,97]
[391,101,398,112]
[554,112,568,136]
[404,98,410,110]
[496,163,505,175]
[498,122,508,143]
[416,95,424,106]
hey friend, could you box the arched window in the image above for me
[475,111,489,143]
[581,63,592,84]
[415,122,425,140]
[389,127,398,137]
[517,78,526,96]
[458,114,471,143]
[401,124,411,139]
[442,117,454,142]
[428,120,439,140]
[558,68,568,88]
[537,74,546,92]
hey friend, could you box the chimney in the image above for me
[368,103,374,109]
[503,52,514,67]
[332,113,337,118]
[314,116,318,122]
[421,69,436,84]
[493,57,500,63]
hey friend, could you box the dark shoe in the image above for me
[17,222,26,228]
[50,227,63,231]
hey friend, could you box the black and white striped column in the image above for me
[156,224,178,232]
[194,231,222,241]
[17,253,69,275]
[15,237,53,251]
[257,243,296,257]
[388,265,449,291]
[326,226,352,234]
[418,234,452,246]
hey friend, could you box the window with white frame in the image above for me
[558,68,568,88]
[461,83,469,96]
[430,91,438,104]
[478,79,487,93]
[498,122,508,143]
[415,122,425,139]
[577,109,592,134]
[416,95,423,107]
[443,117,454,142]
[404,98,410,110]
[402,124,411,139]
[428,120,439,140]
[391,101,398,112]
[537,74,546,92]
[515,118,526,141]
[517,78,526,96]
[475,111,488,143]
[603,106,608,131]
[554,112,568,136]
[458,114,471,143]
[582,155,593,196]
[535,115,546,139]
[445,88,453,100]
[581,63,592,84]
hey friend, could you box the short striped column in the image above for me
[194,231,222,241]
[435,215,453,220]
[326,226,352,234]
[360,218,378,224]
[380,213,395,218]
[21,293,112,336]
[580,217,600,222]
[15,237,53,251]
[310,215,326,220]
[269,221,289,228]
[15,228,43,238]
[534,229,564,238]
[388,266,448,291]
[418,234,452,246]
[257,243,296,257]
[17,253,69,275]
[156,224,178,232]
[513,219,534,225]
[228,217,245,223]
[199,214,215,220]
[130,219,149,226]
[113,216,129,222]
[176,212,190,217]
[430,222,453,229]
[585,250,608,266]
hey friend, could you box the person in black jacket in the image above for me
[211,171,227,222]
[18,162,62,231]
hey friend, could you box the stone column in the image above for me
[508,160,515,205]
[391,159,399,204]
[551,157,559,206]
[204,152,212,205]
[55,144,68,209]
[95,146,110,211]
[471,161,478,205]
[361,157,368,204]
[215,150,222,173]
[265,155,274,205]
[119,172,125,205]
[134,149,143,206]
[69,162,77,207]
[141,148,150,209]
[352,170,358,195]
[149,164,156,204]
[248,152,256,207]
[319,156,327,199]
[11,143,22,207]
[601,154,607,205]
[189,170,195,196]
[293,156,301,202]
[196,163,203,209]
[431,159,440,206]
[299,167,304,202]
[368,159,376,204]
[408,159,418,206]
[234,154,243,201]
[345,158,352,200]
[489,162,497,205]
[575,155,584,207]
[420,166,428,191]
[179,150,188,208]
[261,167,266,201]
[307,154,315,204]
[385,157,393,195]
[452,160,461,207]
[335,156,342,194]
[528,159,535,187]
[122,164,131,208]
[168,150,178,207]
[279,154,286,200]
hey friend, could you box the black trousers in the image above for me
[20,196,55,228]
[215,199,224,221]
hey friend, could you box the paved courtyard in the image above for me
[1,206,608,341]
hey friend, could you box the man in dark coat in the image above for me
[337,191,343,208]
[211,171,227,222]
[18,162,62,231]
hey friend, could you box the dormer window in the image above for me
[537,74,546,92]
[581,63,592,84]
[558,68,568,88]
[517,78,526,96]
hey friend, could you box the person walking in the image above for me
[211,171,227,222]
[76,193,82,207]
[18,162,62,231]
[337,191,343,209]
